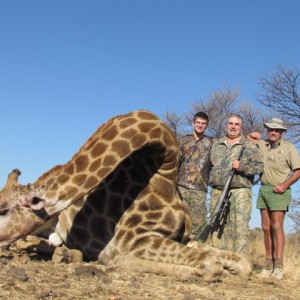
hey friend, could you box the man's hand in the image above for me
[273,183,287,194]
[232,159,241,171]
[247,132,261,142]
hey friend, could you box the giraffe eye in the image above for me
[0,208,9,216]
[32,197,42,206]
[0,203,9,216]
[30,197,45,210]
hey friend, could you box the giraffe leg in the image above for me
[112,254,222,282]
[114,236,224,282]
[97,237,119,265]
[187,240,253,279]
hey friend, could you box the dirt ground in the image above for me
[0,244,299,300]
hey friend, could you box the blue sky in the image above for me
[1,0,300,230]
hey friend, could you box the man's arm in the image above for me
[274,169,300,193]
[246,132,261,144]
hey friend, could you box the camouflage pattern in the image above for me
[178,186,207,239]
[178,134,213,192]
[208,136,263,254]
[209,188,252,254]
[209,136,264,188]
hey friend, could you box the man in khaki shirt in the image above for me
[249,118,300,280]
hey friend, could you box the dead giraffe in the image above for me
[0,110,252,282]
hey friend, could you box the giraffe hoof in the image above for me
[52,246,83,263]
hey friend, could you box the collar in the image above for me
[265,139,282,149]
[219,135,246,145]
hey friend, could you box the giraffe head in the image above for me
[0,169,45,245]
[0,169,65,246]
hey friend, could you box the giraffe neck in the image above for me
[33,110,178,216]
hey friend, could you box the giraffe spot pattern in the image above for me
[74,155,89,173]
[90,142,108,159]
[72,174,88,186]
[88,158,102,172]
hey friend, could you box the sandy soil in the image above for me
[0,245,299,300]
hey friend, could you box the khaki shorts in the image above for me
[256,185,291,211]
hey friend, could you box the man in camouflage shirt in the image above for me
[209,114,263,254]
[177,112,213,239]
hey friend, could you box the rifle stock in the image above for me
[197,146,245,243]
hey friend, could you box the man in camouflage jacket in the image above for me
[209,114,263,254]
[177,112,213,239]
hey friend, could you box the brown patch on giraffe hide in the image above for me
[138,121,156,134]
[74,155,89,173]
[147,196,164,210]
[72,174,88,186]
[115,228,126,241]
[45,190,58,200]
[45,178,55,187]
[142,221,158,227]
[149,127,162,139]
[97,167,111,179]
[130,134,147,149]
[90,142,108,158]
[102,155,117,167]
[84,176,99,189]
[120,128,137,139]
[137,197,164,212]
[111,141,131,159]
[88,158,102,172]
[64,164,74,175]
[119,117,138,128]
[133,248,146,257]
[124,214,143,228]
[152,181,174,203]
[137,110,156,120]
[64,186,79,199]
[85,138,97,151]
[145,212,162,220]
[57,174,70,185]
[162,127,175,146]
[134,227,146,235]
[163,239,173,247]
[102,124,118,141]
[48,182,59,192]
[171,203,185,211]
[161,211,176,228]
[152,238,163,249]
[148,251,156,258]
[123,230,135,243]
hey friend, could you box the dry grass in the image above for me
[1,233,300,299]
[248,228,300,278]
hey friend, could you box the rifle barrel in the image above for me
[196,146,245,243]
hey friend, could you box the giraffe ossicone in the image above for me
[0,110,253,282]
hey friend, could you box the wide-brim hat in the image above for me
[264,118,287,131]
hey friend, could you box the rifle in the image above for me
[197,146,245,243]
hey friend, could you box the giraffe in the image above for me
[0,110,253,282]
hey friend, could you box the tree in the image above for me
[163,111,184,137]
[287,190,300,232]
[163,85,266,138]
[257,65,300,144]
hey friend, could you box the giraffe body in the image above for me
[0,110,252,282]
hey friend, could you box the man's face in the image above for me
[226,116,242,139]
[267,128,284,144]
[193,117,208,135]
